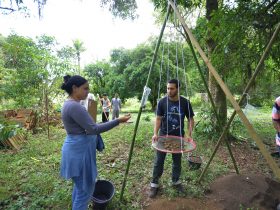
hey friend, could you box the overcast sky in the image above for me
[0,0,160,66]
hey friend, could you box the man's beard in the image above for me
[168,92,178,98]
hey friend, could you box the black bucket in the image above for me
[92,180,115,210]
[271,151,280,158]
[187,155,202,170]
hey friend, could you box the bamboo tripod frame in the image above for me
[120,1,280,201]
[168,0,280,180]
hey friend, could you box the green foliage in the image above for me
[72,39,86,74]
[0,111,231,209]
[151,0,202,12]
[1,0,139,20]
[0,127,71,209]
[99,0,138,20]
[0,33,77,110]
[142,115,151,122]
[0,120,21,147]
[101,39,196,110]
[189,93,202,107]
[84,60,112,94]
[0,0,47,17]
[0,104,275,209]
[194,105,217,140]
[196,1,280,100]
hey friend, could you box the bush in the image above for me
[194,105,217,140]
[0,119,23,148]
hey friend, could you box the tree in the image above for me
[99,0,138,20]
[56,45,77,74]
[1,34,48,107]
[0,33,77,109]
[84,60,111,94]
[72,39,86,75]
[1,0,138,19]
[0,0,47,17]
[149,0,280,133]
[105,38,193,110]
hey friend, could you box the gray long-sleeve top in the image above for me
[62,99,119,135]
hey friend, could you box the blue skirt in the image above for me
[60,134,97,193]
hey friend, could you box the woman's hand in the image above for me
[118,114,131,123]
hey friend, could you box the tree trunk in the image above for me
[246,63,256,92]
[206,0,227,131]
[150,95,157,111]
[78,55,81,75]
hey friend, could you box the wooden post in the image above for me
[44,88,50,140]
[183,27,239,174]
[120,4,172,202]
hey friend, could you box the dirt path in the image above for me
[145,141,280,210]
[145,173,280,210]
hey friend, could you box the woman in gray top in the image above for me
[60,75,131,210]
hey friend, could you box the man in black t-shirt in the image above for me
[149,79,195,198]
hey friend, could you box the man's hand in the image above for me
[152,134,158,143]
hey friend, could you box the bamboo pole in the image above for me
[182,27,239,174]
[46,88,50,140]
[119,5,172,202]
[169,0,280,179]
[198,22,280,182]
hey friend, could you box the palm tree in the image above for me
[72,39,86,74]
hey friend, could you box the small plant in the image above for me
[195,105,217,140]
[143,115,151,122]
[239,204,259,210]
[0,119,23,148]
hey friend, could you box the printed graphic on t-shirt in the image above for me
[162,104,185,136]
[167,105,183,131]
[157,96,194,136]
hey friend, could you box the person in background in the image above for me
[60,75,131,210]
[272,96,280,155]
[111,93,121,120]
[101,93,111,122]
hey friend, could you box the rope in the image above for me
[166,26,171,136]
[176,41,184,153]
[173,0,184,153]
[181,43,192,136]
[157,44,165,102]
[154,0,193,154]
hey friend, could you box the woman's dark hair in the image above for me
[61,75,88,94]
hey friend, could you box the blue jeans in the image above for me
[72,176,95,210]
[151,150,182,187]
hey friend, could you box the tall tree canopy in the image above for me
[0,0,138,19]
[0,33,77,108]
[72,39,86,75]
[0,0,46,17]
[149,0,280,132]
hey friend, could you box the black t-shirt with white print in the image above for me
[156,96,194,137]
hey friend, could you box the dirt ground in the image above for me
[145,140,280,210]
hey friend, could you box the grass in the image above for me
[0,104,275,210]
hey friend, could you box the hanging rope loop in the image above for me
[152,0,196,154]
